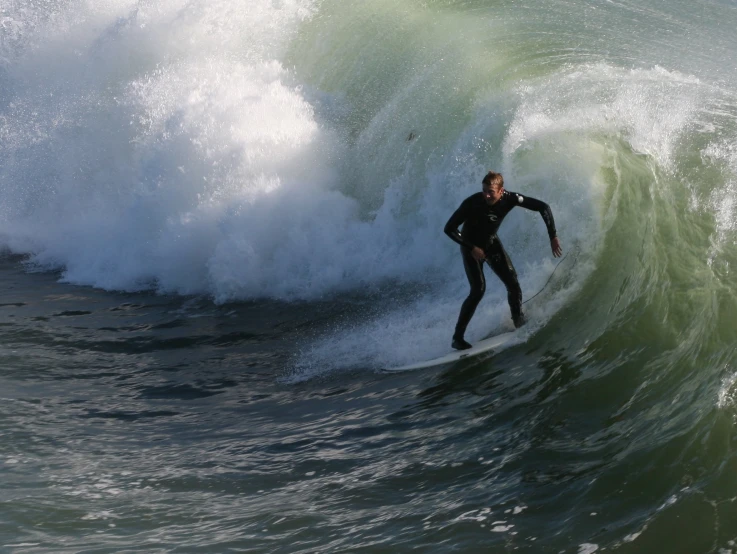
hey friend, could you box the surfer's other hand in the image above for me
[471,247,486,261]
[551,237,562,258]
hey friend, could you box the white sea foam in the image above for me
[718,369,737,409]
[703,139,737,267]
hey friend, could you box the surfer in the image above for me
[444,171,562,350]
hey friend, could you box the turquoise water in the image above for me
[2,0,737,552]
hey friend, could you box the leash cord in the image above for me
[521,248,574,305]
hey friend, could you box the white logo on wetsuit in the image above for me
[487,213,498,221]
[517,195,524,203]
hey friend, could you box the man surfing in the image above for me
[444,171,562,350]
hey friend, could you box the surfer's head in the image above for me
[482,171,504,205]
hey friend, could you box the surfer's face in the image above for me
[483,183,504,205]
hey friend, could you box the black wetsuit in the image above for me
[444,190,557,339]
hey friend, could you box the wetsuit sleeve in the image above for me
[515,194,558,240]
[444,199,476,250]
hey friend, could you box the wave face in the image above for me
[2,0,737,335]
[2,0,737,368]
[0,0,725,294]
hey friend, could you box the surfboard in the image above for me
[383,331,518,372]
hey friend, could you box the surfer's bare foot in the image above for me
[513,313,527,329]
[452,337,472,350]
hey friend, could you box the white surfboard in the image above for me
[383,331,518,372]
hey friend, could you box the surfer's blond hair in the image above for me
[482,171,504,189]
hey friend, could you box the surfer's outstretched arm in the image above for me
[516,195,562,257]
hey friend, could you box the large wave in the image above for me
[2,0,737,374]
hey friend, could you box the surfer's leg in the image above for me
[486,239,525,327]
[453,247,485,347]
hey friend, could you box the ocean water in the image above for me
[2,0,737,552]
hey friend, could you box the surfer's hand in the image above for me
[551,237,562,258]
[471,247,486,261]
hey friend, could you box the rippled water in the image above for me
[3,250,737,553]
